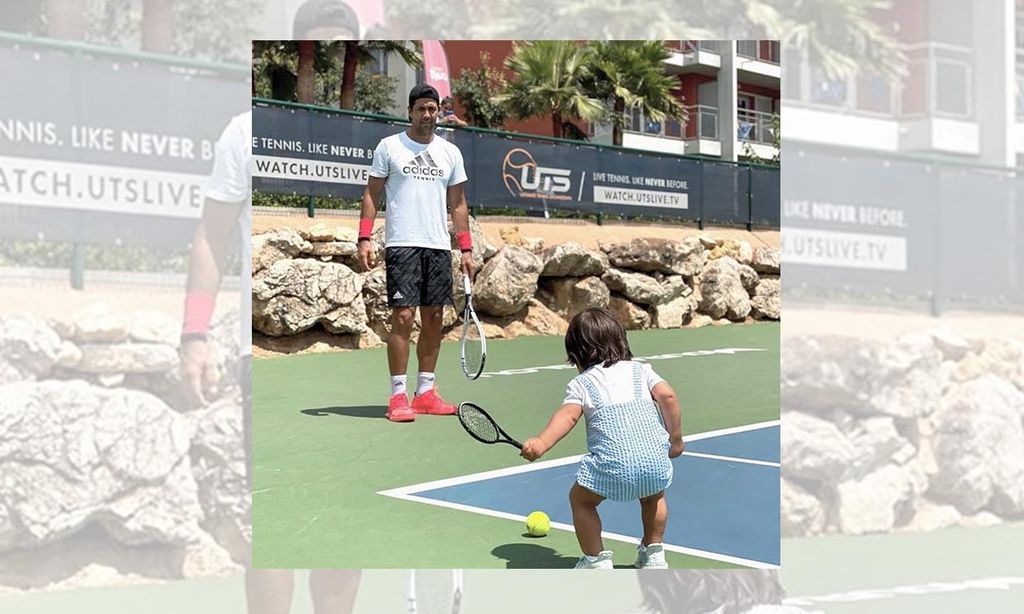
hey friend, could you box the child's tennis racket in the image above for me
[457,402,522,450]
[460,273,486,380]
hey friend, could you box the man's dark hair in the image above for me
[565,307,633,371]
[408,83,440,108]
[292,0,360,39]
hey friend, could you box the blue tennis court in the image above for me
[381,422,780,568]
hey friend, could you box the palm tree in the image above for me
[339,41,423,110]
[586,41,687,146]
[496,41,606,138]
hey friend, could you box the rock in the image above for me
[960,512,1002,527]
[78,343,179,374]
[333,226,357,242]
[608,295,651,330]
[929,375,1024,515]
[869,334,943,419]
[253,229,310,273]
[360,266,390,329]
[449,215,497,270]
[601,268,665,306]
[603,237,705,277]
[539,276,610,321]
[782,411,855,483]
[845,416,913,477]
[697,257,751,321]
[252,259,366,336]
[304,241,357,258]
[72,303,129,343]
[738,264,759,294]
[781,479,825,537]
[927,330,969,362]
[709,239,753,265]
[781,335,883,415]
[751,247,780,274]
[302,222,336,242]
[0,314,63,383]
[182,530,243,579]
[0,380,201,549]
[657,275,692,304]
[128,310,179,345]
[473,246,543,317]
[540,242,609,277]
[750,279,781,320]
[522,236,545,254]
[696,233,719,249]
[652,295,696,329]
[836,465,917,534]
[511,299,569,337]
[499,225,523,246]
[190,397,248,526]
[901,501,961,533]
[685,314,713,328]
[55,341,83,370]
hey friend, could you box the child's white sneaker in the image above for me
[634,543,668,569]
[574,550,614,569]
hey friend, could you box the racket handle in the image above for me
[510,438,523,450]
[462,273,472,296]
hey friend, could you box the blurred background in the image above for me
[1,1,1021,613]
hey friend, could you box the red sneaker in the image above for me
[411,387,456,415]
[386,393,415,422]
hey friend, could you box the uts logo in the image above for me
[502,148,574,200]
[403,151,446,179]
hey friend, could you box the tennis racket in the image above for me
[407,569,463,614]
[460,273,486,380]
[457,402,522,450]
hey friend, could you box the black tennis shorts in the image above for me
[385,246,453,307]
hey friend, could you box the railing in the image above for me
[737,108,776,145]
[737,40,780,65]
[623,107,684,139]
[683,105,719,140]
[681,40,719,55]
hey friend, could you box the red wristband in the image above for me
[456,231,472,252]
[182,292,215,335]
[358,218,373,239]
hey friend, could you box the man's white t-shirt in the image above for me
[369,131,467,251]
[205,110,252,354]
[563,360,666,418]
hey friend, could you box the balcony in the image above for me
[737,108,776,145]
[664,40,720,75]
[736,40,781,85]
[617,105,719,156]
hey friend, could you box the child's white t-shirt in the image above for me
[563,360,665,416]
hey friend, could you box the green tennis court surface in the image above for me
[252,323,779,569]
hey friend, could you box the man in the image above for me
[358,83,474,422]
[438,96,469,127]
[180,109,361,613]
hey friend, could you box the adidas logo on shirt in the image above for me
[402,151,446,179]
[393,290,404,299]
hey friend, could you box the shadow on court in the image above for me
[300,406,388,419]
[491,543,580,569]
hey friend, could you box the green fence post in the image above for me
[747,165,754,231]
[698,160,705,230]
[70,243,85,290]
[307,195,315,218]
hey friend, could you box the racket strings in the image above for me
[461,313,484,376]
[459,405,500,442]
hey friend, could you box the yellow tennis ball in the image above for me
[526,511,550,537]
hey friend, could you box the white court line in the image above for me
[683,451,780,467]
[378,420,780,496]
[477,347,766,379]
[377,421,780,569]
[784,576,1024,606]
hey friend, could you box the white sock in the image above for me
[416,372,436,395]
[390,375,407,396]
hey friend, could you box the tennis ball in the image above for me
[526,511,550,537]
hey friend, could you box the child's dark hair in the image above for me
[565,307,633,370]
